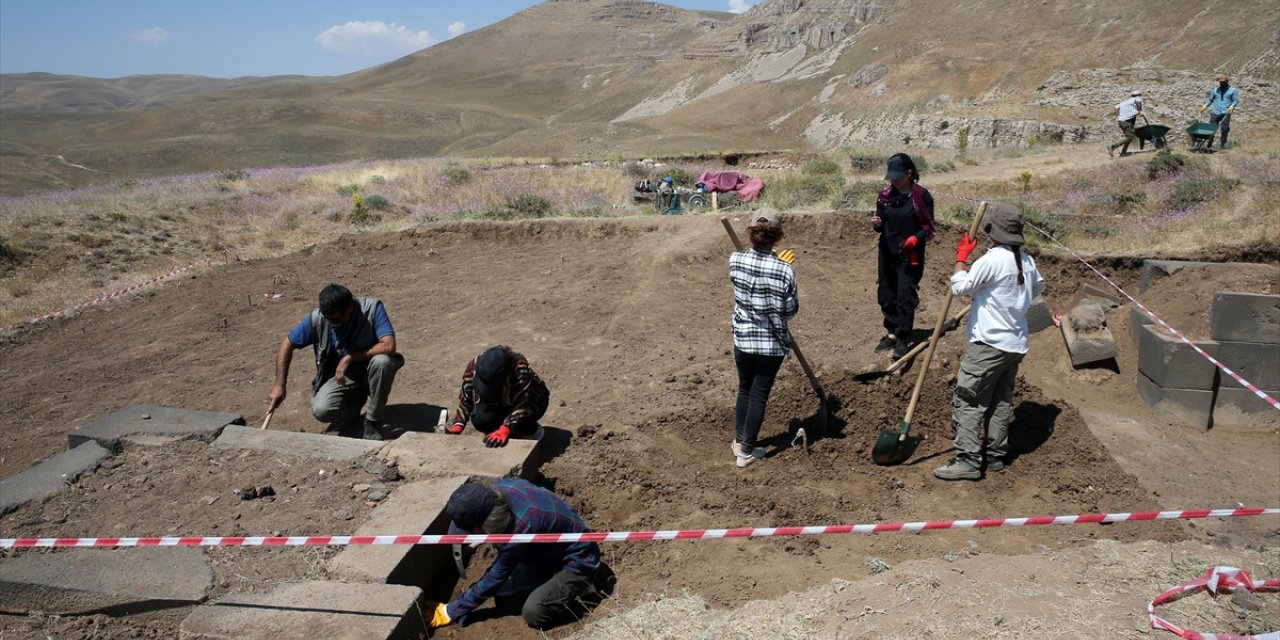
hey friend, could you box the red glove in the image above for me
[902,235,920,266]
[484,425,511,448]
[901,235,919,251]
[955,232,979,263]
[444,423,464,435]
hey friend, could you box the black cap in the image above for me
[473,346,510,400]
[445,483,495,532]
[884,153,915,181]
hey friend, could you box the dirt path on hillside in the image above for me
[2,213,1277,638]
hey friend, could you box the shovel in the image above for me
[854,303,971,383]
[721,217,827,437]
[873,202,988,465]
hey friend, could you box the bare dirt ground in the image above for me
[1,213,1277,638]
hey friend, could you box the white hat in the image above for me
[1130,90,1142,97]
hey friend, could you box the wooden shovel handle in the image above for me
[720,217,826,400]
[261,411,274,430]
[901,202,988,433]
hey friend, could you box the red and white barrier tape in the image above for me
[1,257,215,334]
[934,192,1280,412]
[2,507,1275,549]
[1149,566,1279,639]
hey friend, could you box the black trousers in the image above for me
[877,248,924,341]
[521,564,615,630]
[734,347,784,449]
[1210,112,1231,147]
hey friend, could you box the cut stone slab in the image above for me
[1137,373,1212,428]
[1130,305,1155,347]
[0,547,211,614]
[1061,321,1117,368]
[68,404,244,451]
[1211,292,1280,345]
[1139,259,1246,294]
[1214,340,1280,391]
[1214,387,1280,431]
[1027,295,1054,334]
[1081,283,1123,310]
[179,581,423,640]
[329,478,466,587]
[1137,324,1220,391]
[213,424,382,460]
[0,441,110,516]
[380,431,541,480]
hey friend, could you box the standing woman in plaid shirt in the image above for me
[728,208,798,469]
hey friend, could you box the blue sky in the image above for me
[0,0,760,79]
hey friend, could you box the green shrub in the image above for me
[505,194,554,218]
[336,183,361,196]
[803,159,842,176]
[623,161,650,179]
[368,174,387,185]
[444,167,470,185]
[1165,175,1238,210]
[1146,149,1187,180]
[933,160,956,173]
[661,166,694,186]
[567,207,609,218]
[940,203,976,226]
[1019,205,1066,245]
[364,194,390,210]
[912,155,929,174]
[605,152,623,166]
[767,174,845,209]
[830,180,883,210]
[1083,222,1113,238]
[219,169,248,182]
[957,126,971,153]
[849,152,887,173]
[479,206,515,220]
[0,235,22,268]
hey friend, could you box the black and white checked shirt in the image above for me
[729,247,799,356]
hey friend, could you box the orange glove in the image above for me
[444,423,464,435]
[484,425,511,448]
[955,232,979,263]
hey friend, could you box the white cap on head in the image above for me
[1130,90,1142,97]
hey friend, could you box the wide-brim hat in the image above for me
[982,202,1026,247]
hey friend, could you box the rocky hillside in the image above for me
[1,0,1277,195]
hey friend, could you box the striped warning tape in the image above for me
[1149,566,1279,639]
[933,191,1280,411]
[1,257,216,334]
[2,507,1275,549]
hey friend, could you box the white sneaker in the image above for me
[735,443,764,468]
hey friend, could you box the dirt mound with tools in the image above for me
[2,213,1275,639]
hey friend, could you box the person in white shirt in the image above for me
[1108,90,1144,158]
[934,203,1046,481]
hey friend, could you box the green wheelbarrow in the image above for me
[1134,121,1170,150]
[1186,119,1220,152]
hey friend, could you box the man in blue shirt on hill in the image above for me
[1200,74,1240,150]
[266,283,402,440]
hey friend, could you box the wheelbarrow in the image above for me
[1186,119,1220,152]
[1134,117,1170,151]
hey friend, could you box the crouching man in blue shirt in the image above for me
[429,479,616,631]
[265,283,402,441]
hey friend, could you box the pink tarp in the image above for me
[698,171,764,203]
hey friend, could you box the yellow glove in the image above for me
[1199,105,1207,113]
[1227,106,1234,114]
[429,602,452,629]
[773,248,796,265]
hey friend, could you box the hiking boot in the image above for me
[891,340,912,360]
[735,443,765,469]
[362,419,385,441]
[874,335,898,354]
[986,458,1007,472]
[933,459,980,481]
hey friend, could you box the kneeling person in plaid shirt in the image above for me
[428,479,615,631]
[729,208,799,469]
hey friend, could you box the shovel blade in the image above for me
[872,429,923,466]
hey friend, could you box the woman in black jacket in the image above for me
[870,153,936,359]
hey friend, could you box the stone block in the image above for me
[1214,387,1280,431]
[1061,321,1117,368]
[1214,341,1280,391]
[1211,292,1280,345]
[213,424,382,460]
[1137,324,1219,391]
[1130,305,1155,347]
[0,442,110,516]
[328,478,466,588]
[381,431,542,480]
[1081,283,1123,310]
[1139,260,1242,294]
[179,581,424,640]
[1137,372,1212,428]
[1026,295,1054,334]
[1067,299,1107,332]
[0,547,211,614]
[68,405,243,451]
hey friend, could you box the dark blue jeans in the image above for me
[734,347,784,449]
[1210,112,1231,147]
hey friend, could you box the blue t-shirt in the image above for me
[288,302,394,376]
